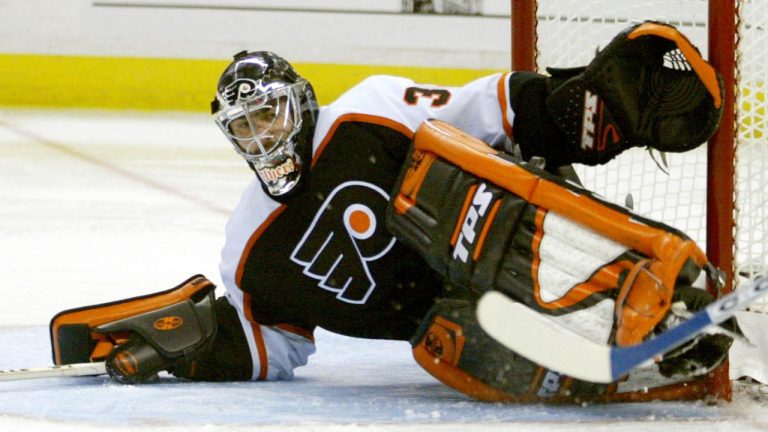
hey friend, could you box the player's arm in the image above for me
[50,275,315,383]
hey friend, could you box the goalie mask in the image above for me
[212,51,318,198]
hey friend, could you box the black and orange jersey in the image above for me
[218,74,515,380]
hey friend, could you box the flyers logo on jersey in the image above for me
[291,181,396,304]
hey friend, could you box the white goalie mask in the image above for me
[212,51,318,198]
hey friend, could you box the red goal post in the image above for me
[510,0,766,402]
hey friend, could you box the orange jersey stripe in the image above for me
[275,324,315,343]
[242,292,269,380]
[312,113,414,168]
[496,73,513,138]
[235,205,288,288]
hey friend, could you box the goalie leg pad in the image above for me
[50,275,216,367]
[388,120,710,347]
[411,299,610,403]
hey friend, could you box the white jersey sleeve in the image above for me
[225,285,316,381]
[312,73,515,153]
[219,179,315,381]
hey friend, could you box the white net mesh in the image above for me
[528,0,768,310]
[735,0,768,288]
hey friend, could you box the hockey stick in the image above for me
[477,274,768,383]
[0,362,106,382]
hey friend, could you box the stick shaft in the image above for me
[478,274,768,383]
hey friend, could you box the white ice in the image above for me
[1,108,767,431]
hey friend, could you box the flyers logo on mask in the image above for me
[291,181,396,304]
[222,78,262,104]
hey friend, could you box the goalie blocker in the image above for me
[388,120,732,403]
[509,21,723,168]
[49,275,241,383]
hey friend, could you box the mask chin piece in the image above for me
[251,150,304,199]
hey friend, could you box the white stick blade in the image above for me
[476,291,614,383]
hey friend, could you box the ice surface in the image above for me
[1,108,767,431]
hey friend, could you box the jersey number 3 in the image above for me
[404,87,451,107]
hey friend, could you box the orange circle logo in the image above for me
[349,209,371,234]
[344,204,376,240]
[153,316,184,331]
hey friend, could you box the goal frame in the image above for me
[510,0,738,401]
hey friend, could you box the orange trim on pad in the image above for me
[472,199,502,261]
[450,184,479,247]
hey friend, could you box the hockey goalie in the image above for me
[48,21,737,403]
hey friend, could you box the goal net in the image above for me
[512,0,767,400]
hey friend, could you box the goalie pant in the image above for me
[387,120,718,402]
